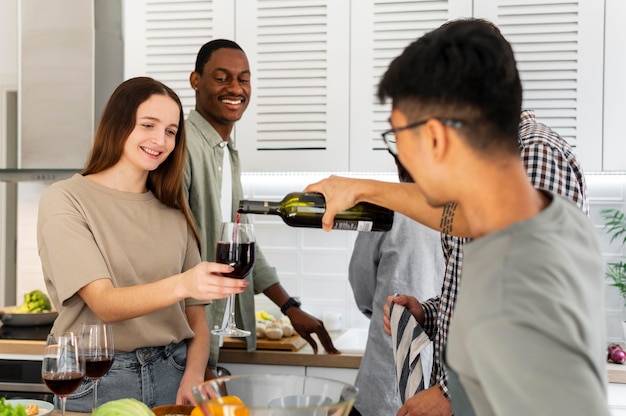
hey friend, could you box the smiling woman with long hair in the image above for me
[37,77,249,412]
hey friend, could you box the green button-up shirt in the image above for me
[184,110,280,367]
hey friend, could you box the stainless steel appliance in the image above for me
[0,0,123,306]
[0,324,53,401]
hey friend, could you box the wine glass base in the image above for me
[212,327,251,337]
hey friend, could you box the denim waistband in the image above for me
[115,341,185,365]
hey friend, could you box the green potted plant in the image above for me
[601,208,626,343]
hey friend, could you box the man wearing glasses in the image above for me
[307,19,606,416]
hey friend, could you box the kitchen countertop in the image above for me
[218,339,362,369]
[2,337,626,382]
[0,332,362,369]
[216,329,363,369]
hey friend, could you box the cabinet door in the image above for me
[123,0,235,113]
[474,0,604,171]
[349,0,470,172]
[608,382,626,415]
[306,366,358,385]
[603,0,626,171]
[234,0,351,171]
[220,363,305,376]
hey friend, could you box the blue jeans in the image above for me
[62,341,187,412]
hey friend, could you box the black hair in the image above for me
[194,39,244,74]
[389,152,414,183]
[377,18,522,154]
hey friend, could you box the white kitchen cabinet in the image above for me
[218,362,356,385]
[608,383,626,415]
[221,362,305,377]
[306,366,357,385]
[123,0,609,171]
[474,0,604,172]
[601,0,626,171]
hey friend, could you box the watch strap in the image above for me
[280,297,301,314]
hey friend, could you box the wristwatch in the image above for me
[280,297,302,315]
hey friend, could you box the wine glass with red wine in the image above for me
[80,322,114,410]
[211,222,255,337]
[42,332,85,415]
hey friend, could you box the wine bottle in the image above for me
[237,192,393,232]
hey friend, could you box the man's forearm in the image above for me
[354,179,470,237]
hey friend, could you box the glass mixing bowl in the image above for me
[192,374,358,415]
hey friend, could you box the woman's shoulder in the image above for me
[39,174,87,211]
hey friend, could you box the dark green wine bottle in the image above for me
[237,192,393,232]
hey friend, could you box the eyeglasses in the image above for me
[381,118,463,156]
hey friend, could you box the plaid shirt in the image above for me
[420,109,590,396]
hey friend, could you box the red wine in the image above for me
[43,371,84,396]
[238,192,394,232]
[216,242,255,279]
[85,356,114,379]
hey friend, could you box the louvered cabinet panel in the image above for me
[124,0,234,115]
[475,0,604,171]
[122,0,606,172]
[349,0,470,172]
[234,0,350,171]
[603,0,626,171]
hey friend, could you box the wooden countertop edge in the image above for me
[608,363,626,384]
[2,339,624,382]
[218,348,362,369]
[0,339,45,355]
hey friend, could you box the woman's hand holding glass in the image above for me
[180,261,249,301]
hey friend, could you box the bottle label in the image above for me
[333,220,373,232]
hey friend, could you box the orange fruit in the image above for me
[190,406,204,416]
[211,396,245,405]
[205,395,249,416]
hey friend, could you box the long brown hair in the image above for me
[83,76,200,245]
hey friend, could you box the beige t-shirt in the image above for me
[37,174,203,352]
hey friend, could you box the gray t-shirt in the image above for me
[446,193,609,416]
[37,174,203,352]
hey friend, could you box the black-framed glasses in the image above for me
[381,118,463,156]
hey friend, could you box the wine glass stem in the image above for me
[93,379,99,410]
[61,397,66,416]
[228,294,237,328]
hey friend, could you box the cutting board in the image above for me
[223,334,308,351]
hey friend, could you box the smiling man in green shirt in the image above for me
[184,39,339,376]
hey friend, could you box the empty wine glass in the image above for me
[42,332,85,415]
[212,222,255,337]
[80,322,114,410]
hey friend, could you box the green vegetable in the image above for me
[12,289,52,313]
[0,397,27,416]
[91,398,155,416]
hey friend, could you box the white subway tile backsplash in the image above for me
[301,228,355,250]
[301,277,349,300]
[254,223,299,248]
[587,175,626,200]
[259,250,299,274]
[607,286,625,310]
[301,252,350,276]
